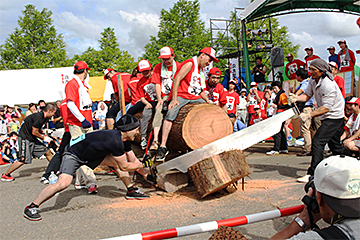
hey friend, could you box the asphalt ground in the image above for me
[0,141,327,240]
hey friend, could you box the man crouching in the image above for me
[24,114,154,221]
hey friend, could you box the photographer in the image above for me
[246,82,263,126]
[271,156,360,239]
[251,56,267,83]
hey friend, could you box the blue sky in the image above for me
[1,0,359,62]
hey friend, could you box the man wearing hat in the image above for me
[337,40,356,73]
[327,46,340,68]
[247,82,263,126]
[204,67,226,106]
[289,59,347,183]
[65,61,97,191]
[249,104,266,125]
[341,97,360,153]
[304,47,320,71]
[271,156,360,239]
[149,47,181,150]
[285,53,305,80]
[156,47,217,161]
[23,114,155,221]
[329,62,345,98]
[104,68,132,129]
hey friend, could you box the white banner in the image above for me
[230,58,239,80]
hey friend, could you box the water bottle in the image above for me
[49,171,58,185]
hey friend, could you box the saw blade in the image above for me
[156,108,296,174]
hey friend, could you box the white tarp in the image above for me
[0,67,73,105]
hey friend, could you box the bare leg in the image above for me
[160,120,173,147]
[5,161,24,174]
[33,173,73,206]
[45,149,54,162]
[106,118,115,130]
[153,126,160,143]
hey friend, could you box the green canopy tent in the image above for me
[239,0,360,89]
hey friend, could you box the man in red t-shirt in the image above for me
[304,47,320,70]
[65,61,93,137]
[136,59,157,150]
[285,53,305,80]
[249,105,267,125]
[221,79,239,116]
[337,39,356,73]
[204,67,226,106]
[329,62,346,99]
[246,82,263,125]
[104,68,131,129]
[150,46,181,150]
[156,47,217,161]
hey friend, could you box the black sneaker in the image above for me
[125,187,150,200]
[24,206,42,221]
[156,146,169,162]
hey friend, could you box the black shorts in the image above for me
[106,102,120,119]
[18,137,49,164]
[60,150,104,176]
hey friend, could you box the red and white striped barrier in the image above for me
[104,205,304,240]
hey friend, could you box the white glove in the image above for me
[43,136,52,144]
[288,93,298,104]
[299,112,311,122]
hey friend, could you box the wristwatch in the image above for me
[295,217,308,232]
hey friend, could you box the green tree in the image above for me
[142,0,210,65]
[74,27,135,76]
[0,4,68,70]
[214,13,300,77]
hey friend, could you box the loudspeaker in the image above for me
[270,47,284,67]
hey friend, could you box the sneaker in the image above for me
[24,206,42,221]
[297,174,311,183]
[74,184,87,190]
[88,184,98,194]
[40,177,49,184]
[126,187,150,200]
[140,138,148,150]
[279,149,288,154]
[156,146,169,162]
[266,150,279,155]
[1,173,15,181]
[297,151,312,157]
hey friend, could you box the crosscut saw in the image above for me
[156,107,298,174]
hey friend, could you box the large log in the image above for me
[188,150,252,198]
[167,103,232,152]
[133,103,232,152]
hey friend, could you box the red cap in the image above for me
[199,47,218,63]
[286,53,293,58]
[327,46,335,50]
[345,97,360,105]
[158,46,174,59]
[328,61,338,70]
[208,67,221,76]
[337,39,346,45]
[304,47,313,51]
[229,79,236,84]
[250,82,257,86]
[74,61,91,71]
[104,68,114,80]
[137,60,151,72]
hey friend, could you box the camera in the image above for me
[302,176,320,213]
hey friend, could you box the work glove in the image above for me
[146,171,158,185]
[81,119,92,129]
[299,112,312,122]
[42,136,52,147]
[142,154,153,168]
[288,93,298,104]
